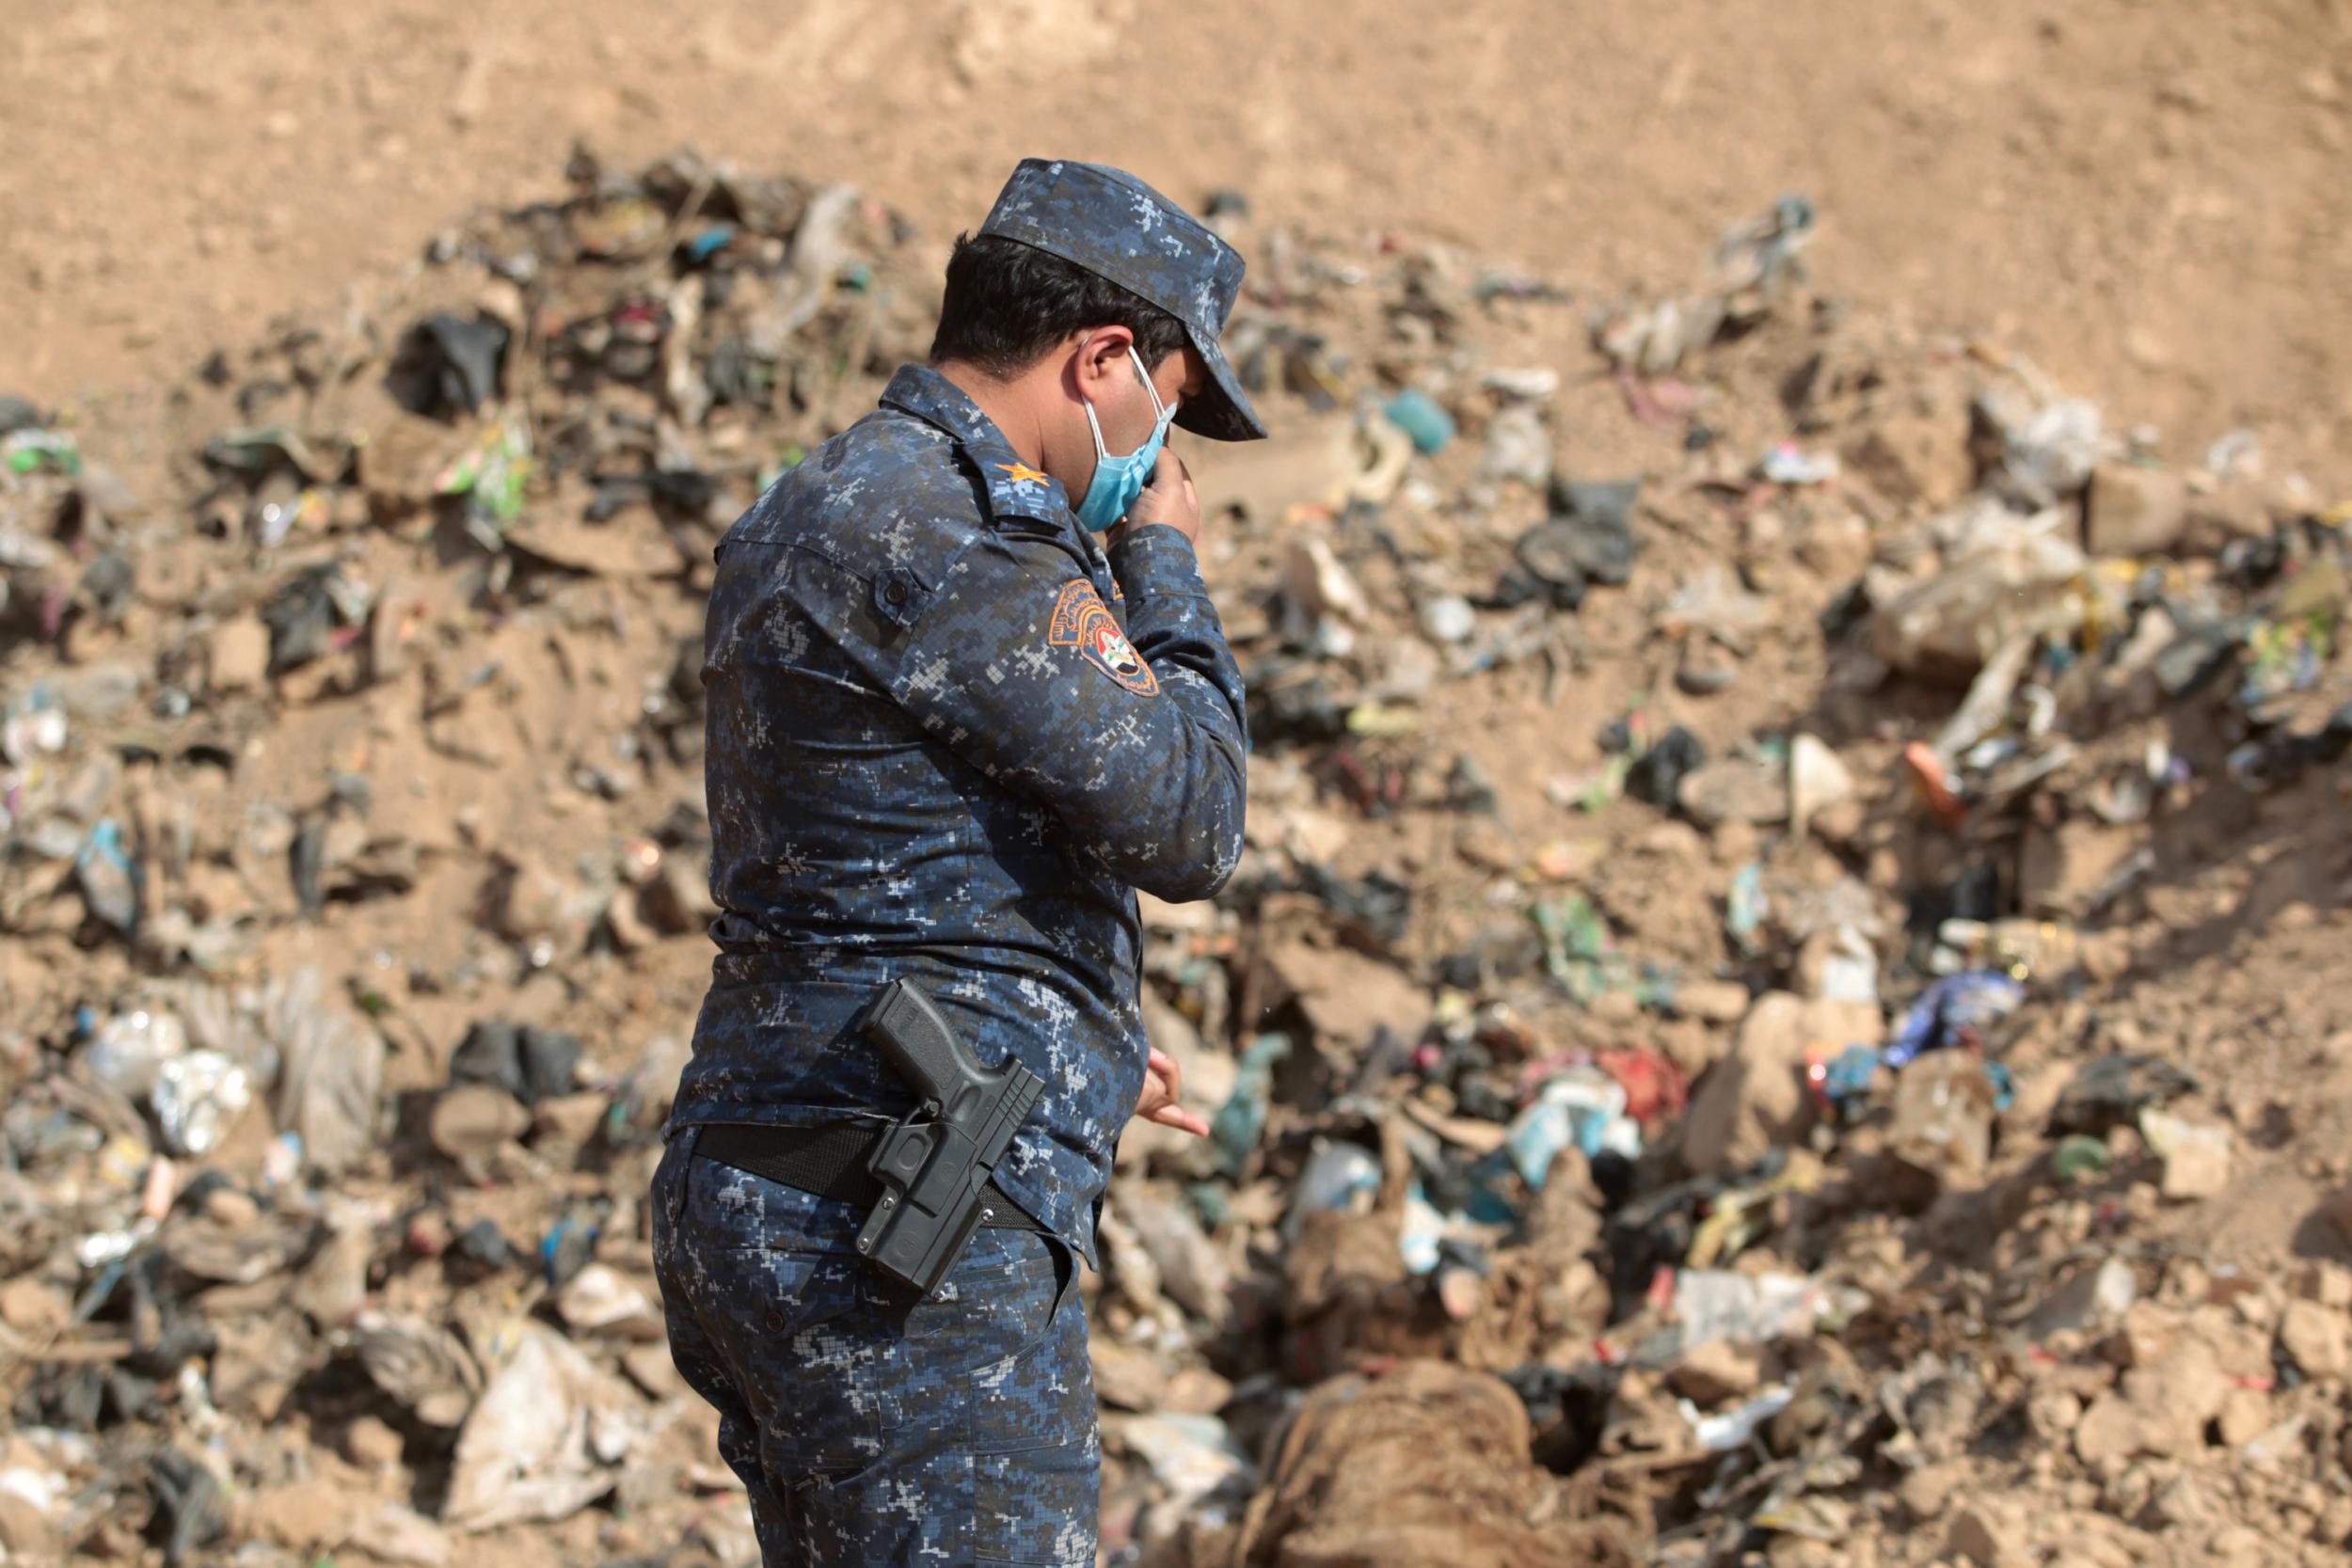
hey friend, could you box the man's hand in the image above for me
[1134,1046,1211,1136]
[1107,447,1200,552]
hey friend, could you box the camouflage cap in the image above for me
[978,158,1266,442]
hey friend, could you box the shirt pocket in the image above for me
[708,541,922,690]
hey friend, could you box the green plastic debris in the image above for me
[4,428,80,476]
[1532,892,1632,1003]
[437,420,533,549]
[2053,1133,2112,1184]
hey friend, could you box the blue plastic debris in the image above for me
[1209,1032,1293,1176]
[686,224,737,263]
[1504,1068,1642,1186]
[1382,389,1456,454]
[1883,972,2026,1070]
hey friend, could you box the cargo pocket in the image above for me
[974,1432,1100,1566]
[971,1234,1093,1457]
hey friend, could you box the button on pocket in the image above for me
[871,567,924,627]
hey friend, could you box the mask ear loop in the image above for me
[1079,333,1134,460]
[1126,345,1173,423]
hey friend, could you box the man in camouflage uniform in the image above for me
[652,159,1263,1565]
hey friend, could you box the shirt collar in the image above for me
[879,362,1084,534]
[880,362,1016,452]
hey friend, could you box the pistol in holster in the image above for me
[850,977,1044,1296]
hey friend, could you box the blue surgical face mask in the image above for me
[1074,346,1179,532]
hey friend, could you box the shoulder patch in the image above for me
[1048,579,1158,696]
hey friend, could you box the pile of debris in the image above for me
[3,147,2349,1568]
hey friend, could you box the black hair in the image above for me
[929,232,1190,378]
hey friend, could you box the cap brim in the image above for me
[1174,326,1267,442]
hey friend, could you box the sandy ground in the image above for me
[3,0,2347,480]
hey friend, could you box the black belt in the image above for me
[693,1121,1047,1233]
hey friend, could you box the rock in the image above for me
[2140,1110,2233,1201]
[2109,1301,2174,1368]
[0,1276,69,1334]
[1796,509,1875,583]
[203,1187,261,1227]
[1787,734,1856,839]
[2216,1387,2271,1448]
[1266,939,1434,1053]
[1845,414,1974,511]
[1676,978,1753,1024]
[290,1213,374,1327]
[1887,1051,1999,1189]
[1677,757,1788,828]
[1090,1336,1170,1411]
[2085,463,2187,559]
[1678,993,1882,1176]
[1112,1187,1232,1326]
[2181,484,2271,555]
[1947,1503,2021,1567]
[1669,1338,1763,1405]
[2296,1261,2352,1308]
[1455,824,1518,874]
[2071,1390,2142,1467]
[343,1415,406,1469]
[2026,1388,2083,1445]
[553,1263,664,1339]
[1590,990,1640,1025]
[622,1343,685,1400]
[1418,594,1476,644]
[532,1091,610,1150]
[1899,1460,1967,1522]
[2074,1334,2230,1464]
[1794,925,1878,1005]
[2019,816,2145,917]
[0,1493,60,1560]
[1164,1366,1237,1415]
[2318,1184,2352,1250]
[242,1475,353,1551]
[2279,1299,2349,1380]
[357,1502,452,1568]
[208,616,273,694]
[428,1084,530,1164]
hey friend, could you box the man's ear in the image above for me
[1070,326,1136,399]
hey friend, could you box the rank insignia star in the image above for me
[997,462,1049,485]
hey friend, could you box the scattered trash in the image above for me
[0,150,2338,1568]
[1761,442,1840,486]
[1883,972,2025,1069]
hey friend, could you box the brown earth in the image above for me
[5,0,2350,484]
[7,5,2352,1566]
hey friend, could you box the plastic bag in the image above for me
[151,1052,253,1157]
[1870,504,2086,681]
[81,1007,188,1101]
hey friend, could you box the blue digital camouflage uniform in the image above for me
[656,158,1262,1566]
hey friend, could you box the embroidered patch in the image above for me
[1049,579,1158,695]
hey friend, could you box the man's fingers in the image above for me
[1145,1104,1212,1136]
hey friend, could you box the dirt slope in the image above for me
[4,0,2347,482]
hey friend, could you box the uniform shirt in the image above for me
[670,363,1249,1267]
